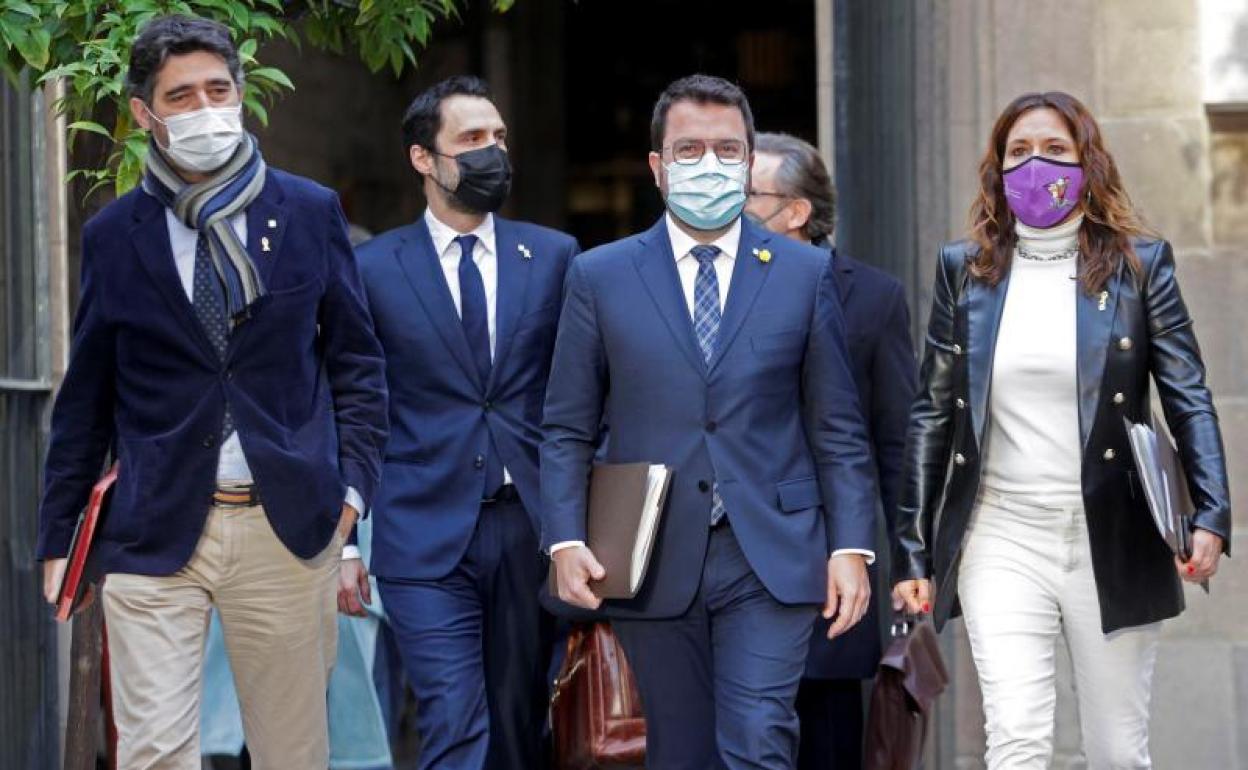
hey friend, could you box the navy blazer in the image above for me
[357,216,579,581]
[806,247,917,679]
[541,216,877,619]
[37,169,389,575]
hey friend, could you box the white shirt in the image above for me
[553,214,873,563]
[424,208,512,488]
[982,215,1084,503]
[163,208,364,559]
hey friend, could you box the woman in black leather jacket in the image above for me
[891,91,1230,768]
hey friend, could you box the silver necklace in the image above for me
[1017,244,1079,262]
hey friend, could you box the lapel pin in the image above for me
[753,248,772,264]
[261,236,272,253]
[518,244,532,260]
[267,219,277,229]
[1098,290,1108,311]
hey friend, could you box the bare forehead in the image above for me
[439,95,504,132]
[664,100,747,140]
[154,50,234,92]
[751,152,784,183]
[1006,107,1073,142]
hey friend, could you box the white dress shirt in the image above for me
[552,214,873,563]
[425,208,502,358]
[162,209,364,557]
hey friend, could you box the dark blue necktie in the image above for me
[192,232,233,436]
[455,234,504,498]
[690,244,726,526]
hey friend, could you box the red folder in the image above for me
[55,463,118,622]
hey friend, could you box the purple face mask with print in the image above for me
[1002,156,1085,229]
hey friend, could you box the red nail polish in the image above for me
[1187,564,1196,575]
[922,602,931,613]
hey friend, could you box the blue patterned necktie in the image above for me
[455,234,504,497]
[691,244,726,526]
[192,232,233,436]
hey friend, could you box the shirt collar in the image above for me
[665,212,741,263]
[424,208,495,259]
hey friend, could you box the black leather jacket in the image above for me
[895,238,1231,633]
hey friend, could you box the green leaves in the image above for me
[1,0,517,198]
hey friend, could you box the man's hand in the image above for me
[824,553,871,639]
[338,558,372,617]
[892,578,933,616]
[1178,528,1224,583]
[552,545,606,610]
[336,503,358,542]
[43,557,95,619]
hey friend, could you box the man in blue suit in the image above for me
[36,16,388,769]
[747,132,918,770]
[355,76,579,770]
[543,75,877,769]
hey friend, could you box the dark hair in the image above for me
[755,132,836,242]
[650,74,755,153]
[126,15,243,103]
[401,75,492,153]
[968,91,1152,293]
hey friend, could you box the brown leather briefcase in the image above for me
[551,622,646,769]
[864,616,949,770]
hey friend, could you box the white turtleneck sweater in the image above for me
[981,214,1084,503]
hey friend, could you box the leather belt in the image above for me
[482,484,520,505]
[213,484,261,507]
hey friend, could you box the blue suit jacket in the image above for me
[357,216,579,581]
[806,247,917,679]
[541,216,877,619]
[37,170,389,574]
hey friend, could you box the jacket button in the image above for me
[203,435,215,448]
[698,480,710,493]
[474,455,485,469]
[1113,392,1125,405]
[955,398,967,409]
[954,453,966,466]
[224,369,234,381]
[1118,337,1133,351]
[705,421,717,433]
[483,401,492,411]
[1103,448,1116,461]
[951,344,962,355]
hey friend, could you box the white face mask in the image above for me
[663,153,749,231]
[148,104,244,173]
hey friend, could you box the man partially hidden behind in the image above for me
[542,74,877,769]
[355,76,579,769]
[36,15,388,769]
[746,132,918,770]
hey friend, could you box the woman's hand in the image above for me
[892,578,933,615]
[1177,528,1224,583]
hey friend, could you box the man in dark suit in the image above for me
[36,16,388,769]
[355,76,579,770]
[543,75,877,769]
[747,132,917,769]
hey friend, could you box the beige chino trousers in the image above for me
[101,504,341,770]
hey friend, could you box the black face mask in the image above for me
[433,144,512,213]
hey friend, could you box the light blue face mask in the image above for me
[664,153,749,231]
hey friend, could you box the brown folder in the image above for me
[549,463,672,600]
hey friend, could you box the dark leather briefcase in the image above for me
[551,622,646,769]
[864,615,949,770]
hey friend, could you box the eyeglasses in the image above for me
[663,138,749,165]
[748,190,789,199]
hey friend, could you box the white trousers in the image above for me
[957,489,1160,770]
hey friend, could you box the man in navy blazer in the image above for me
[748,132,917,770]
[36,16,387,769]
[355,76,579,770]
[543,75,877,769]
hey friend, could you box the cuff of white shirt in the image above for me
[831,548,875,565]
[341,545,362,561]
[549,540,585,555]
[344,487,365,517]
